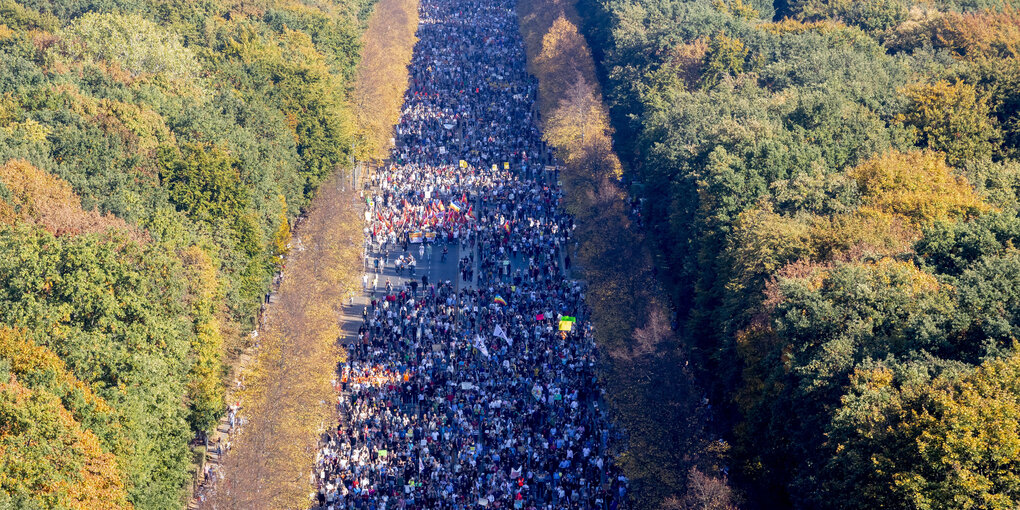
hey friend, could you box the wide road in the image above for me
[321,0,628,508]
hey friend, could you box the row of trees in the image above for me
[572,0,1020,508]
[205,0,420,504]
[208,178,362,510]
[0,0,375,507]
[518,1,738,508]
[351,0,418,160]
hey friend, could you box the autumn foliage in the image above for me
[0,159,140,240]
[352,0,419,160]
[0,328,131,510]
[569,0,1020,507]
[848,150,991,225]
[207,177,362,510]
[519,1,733,507]
[0,0,373,507]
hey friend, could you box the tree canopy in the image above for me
[572,0,1020,506]
[0,0,373,507]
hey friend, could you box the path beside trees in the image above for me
[517,0,737,507]
[191,0,420,506]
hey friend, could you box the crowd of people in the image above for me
[316,0,627,508]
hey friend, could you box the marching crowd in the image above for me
[316,0,627,508]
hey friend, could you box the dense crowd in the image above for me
[316,0,627,508]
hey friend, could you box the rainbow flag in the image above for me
[493,296,507,306]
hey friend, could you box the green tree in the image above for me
[0,225,192,507]
[825,353,1020,510]
[700,31,749,88]
[58,12,199,80]
[901,82,1001,165]
[791,0,909,32]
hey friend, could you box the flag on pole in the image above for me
[493,295,507,306]
[494,324,511,346]
[473,335,490,357]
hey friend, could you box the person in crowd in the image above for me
[315,0,628,508]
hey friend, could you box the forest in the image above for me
[571,0,1020,507]
[6,0,1020,507]
[0,0,377,508]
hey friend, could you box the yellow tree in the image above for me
[900,81,1001,164]
[207,177,361,510]
[847,150,991,227]
[0,327,132,510]
[351,0,419,161]
[0,159,141,240]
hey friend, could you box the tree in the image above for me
[824,353,1020,510]
[791,0,908,32]
[158,144,248,225]
[57,12,199,80]
[207,177,361,510]
[0,158,143,238]
[534,15,600,115]
[700,32,749,88]
[0,0,373,506]
[0,327,126,461]
[900,81,1001,164]
[0,376,131,510]
[350,0,418,160]
[0,225,192,508]
[180,245,225,434]
[847,150,990,226]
